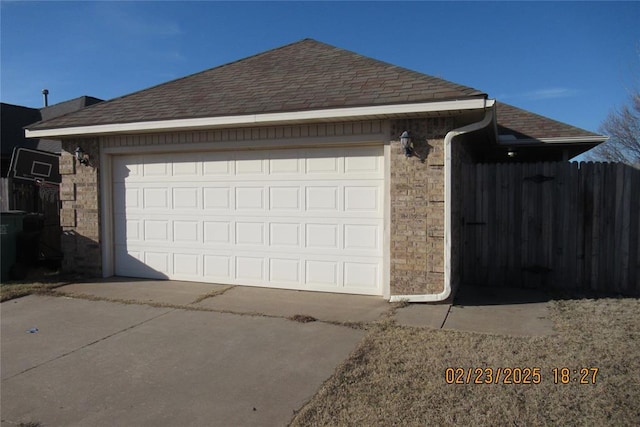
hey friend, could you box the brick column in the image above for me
[59,139,102,276]
[389,118,453,295]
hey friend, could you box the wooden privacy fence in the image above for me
[460,162,640,296]
[0,178,8,211]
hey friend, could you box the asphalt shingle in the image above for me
[496,102,601,140]
[26,39,605,144]
[28,39,485,130]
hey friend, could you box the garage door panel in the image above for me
[143,220,169,242]
[269,258,301,283]
[113,156,142,182]
[113,146,384,295]
[172,188,199,209]
[235,257,265,281]
[344,262,379,288]
[269,187,301,211]
[306,156,340,174]
[173,221,199,243]
[269,223,301,247]
[305,186,339,211]
[113,183,139,214]
[235,187,265,210]
[305,260,339,287]
[235,154,265,175]
[126,219,141,242]
[269,156,301,174]
[203,187,231,210]
[344,224,379,251]
[116,249,157,278]
[344,153,381,174]
[344,186,380,212]
[204,221,232,244]
[170,154,199,176]
[143,161,169,177]
[203,156,233,176]
[235,222,265,246]
[173,253,200,276]
[204,254,232,279]
[144,252,170,274]
[305,223,339,249]
[143,188,169,209]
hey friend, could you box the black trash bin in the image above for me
[1,211,26,282]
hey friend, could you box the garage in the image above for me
[111,145,385,296]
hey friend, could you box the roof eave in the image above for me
[498,135,608,145]
[25,98,492,139]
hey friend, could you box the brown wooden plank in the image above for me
[555,162,568,289]
[543,162,554,289]
[474,163,484,285]
[520,163,530,288]
[590,162,603,290]
[462,162,474,286]
[567,162,579,290]
[513,162,524,286]
[602,162,616,292]
[629,166,640,294]
[479,164,491,286]
[485,164,499,286]
[493,163,509,286]
[582,162,592,290]
[613,163,626,292]
[506,162,517,285]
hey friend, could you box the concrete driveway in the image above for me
[1,279,554,426]
[1,280,391,427]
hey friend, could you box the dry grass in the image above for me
[290,297,640,426]
[0,267,71,302]
[289,314,318,323]
[0,282,62,302]
[189,285,235,304]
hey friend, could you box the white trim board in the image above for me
[27,99,491,139]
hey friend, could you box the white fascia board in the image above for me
[498,135,608,145]
[25,98,490,139]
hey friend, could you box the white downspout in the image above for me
[390,100,496,303]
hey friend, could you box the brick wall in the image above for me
[59,139,102,276]
[389,118,453,295]
[58,118,464,295]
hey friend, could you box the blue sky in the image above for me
[1,1,638,133]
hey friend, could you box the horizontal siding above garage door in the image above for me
[112,146,385,295]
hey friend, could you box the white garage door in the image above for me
[112,146,385,295]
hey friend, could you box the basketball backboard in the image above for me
[9,147,61,184]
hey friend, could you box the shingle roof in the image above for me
[29,39,485,130]
[496,102,602,140]
[40,96,103,121]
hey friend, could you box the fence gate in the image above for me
[460,162,640,296]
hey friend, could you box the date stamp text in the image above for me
[444,367,599,384]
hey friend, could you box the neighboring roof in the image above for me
[28,39,485,131]
[1,96,104,155]
[40,96,103,121]
[496,102,604,142]
[1,103,41,155]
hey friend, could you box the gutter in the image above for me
[25,98,490,139]
[390,99,496,303]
